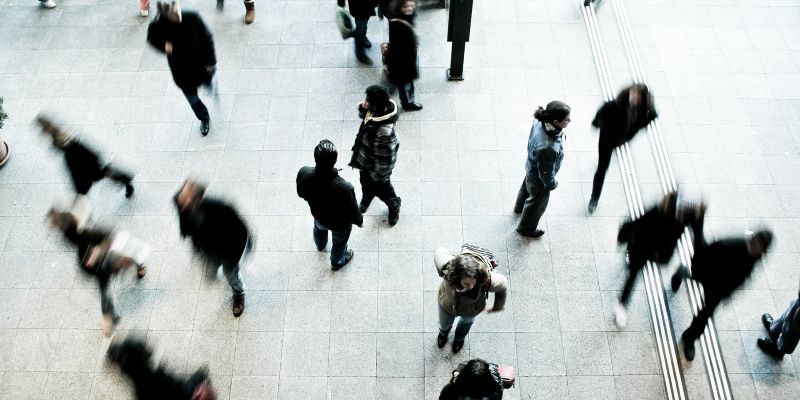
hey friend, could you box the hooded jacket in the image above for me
[296,166,363,231]
[524,120,563,190]
[349,100,400,181]
[434,248,508,318]
[174,195,250,265]
[146,11,216,90]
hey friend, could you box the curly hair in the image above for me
[445,254,489,290]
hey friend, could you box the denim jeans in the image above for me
[181,73,217,122]
[438,304,477,341]
[313,220,352,266]
[771,298,800,354]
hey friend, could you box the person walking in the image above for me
[386,0,422,111]
[434,244,508,353]
[36,115,135,200]
[513,101,571,238]
[147,1,217,136]
[439,358,504,400]
[48,208,149,336]
[297,140,363,270]
[587,84,657,214]
[672,229,773,361]
[174,180,252,317]
[758,290,800,359]
[337,0,378,64]
[613,191,705,327]
[349,85,402,226]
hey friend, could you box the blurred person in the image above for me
[140,0,150,16]
[386,0,422,111]
[147,1,217,136]
[107,337,217,400]
[217,0,256,24]
[39,0,56,8]
[439,358,504,400]
[758,290,800,359]
[614,191,705,327]
[349,85,402,226]
[434,244,508,353]
[338,0,378,64]
[297,139,363,270]
[48,208,150,336]
[174,180,252,317]
[588,84,657,214]
[36,115,135,200]
[672,229,773,361]
[514,101,571,238]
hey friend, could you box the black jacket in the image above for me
[63,140,106,195]
[387,16,419,84]
[337,0,377,18]
[618,204,704,266]
[296,166,363,231]
[175,196,250,264]
[147,11,216,90]
[591,99,657,149]
[690,238,759,300]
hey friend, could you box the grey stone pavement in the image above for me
[0,0,798,399]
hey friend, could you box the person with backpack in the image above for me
[587,83,657,214]
[435,245,508,353]
[337,0,378,64]
[297,139,363,270]
[386,0,422,111]
[439,358,505,400]
[757,289,800,359]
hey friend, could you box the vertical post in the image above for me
[446,0,474,81]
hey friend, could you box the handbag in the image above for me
[336,6,354,39]
[497,364,516,388]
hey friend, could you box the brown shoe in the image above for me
[233,295,245,317]
[244,0,255,24]
[137,266,147,279]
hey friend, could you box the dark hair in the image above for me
[446,254,489,290]
[365,85,391,113]
[314,139,338,169]
[391,0,415,15]
[455,359,502,395]
[107,338,153,374]
[617,83,652,109]
[533,100,571,123]
[750,229,773,253]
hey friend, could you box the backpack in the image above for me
[461,243,499,271]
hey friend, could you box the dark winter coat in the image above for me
[337,0,378,18]
[439,362,504,400]
[618,203,704,267]
[146,11,217,90]
[387,16,419,84]
[591,99,657,150]
[296,166,363,231]
[524,121,563,190]
[63,140,106,195]
[174,196,250,265]
[349,101,400,181]
[690,238,759,300]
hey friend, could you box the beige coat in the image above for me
[434,247,509,317]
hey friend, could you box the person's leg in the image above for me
[313,220,329,251]
[330,225,353,266]
[398,82,410,106]
[102,165,135,197]
[517,175,550,235]
[243,0,256,24]
[98,276,119,336]
[359,170,377,211]
[513,177,529,213]
[139,0,150,15]
[774,299,800,354]
[181,87,210,122]
[453,314,476,340]
[353,18,371,63]
[222,259,246,316]
[374,177,401,225]
[619,255,646,306]
[438,304,456,335]
[682,295,720,360]
[591,144,614,201]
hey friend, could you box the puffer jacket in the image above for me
[349,101,399,181]
[434,247,508,318]
[524,120,563,190]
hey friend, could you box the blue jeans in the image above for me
[313,220,352,266]
[438,304,477,341]
[771,298,800,354]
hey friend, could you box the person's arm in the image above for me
[146,20,168,54]
[195,14,217,67]
[591,101,612,129]
[350,188,363,227]
[487,272,508,311]
[536,148,558,190]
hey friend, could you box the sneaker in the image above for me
[614,302,628,328]
[588,196,598,214]
[140,9,149,17]
[200,120,210,136]
[232,295,245,317]
[40,0,56,9]
[332,249,354,271]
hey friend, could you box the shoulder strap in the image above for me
[389,18,415,32]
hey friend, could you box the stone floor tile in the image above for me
[43,371,93,400]
[283,290,331,332]
[280,331,328,377]
[277,376,327,400]
[567,375,616,400]
[562,331,613,376]
[0,371,49,400]
[377,332,424,378]
[229,376,279,400]
[607,331,660,375]
[328,332,376,377]
[516,332,565,377]
[233,331,282,376]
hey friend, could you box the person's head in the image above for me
[157,0,182,22]
[314,139,338,170]
[446,255,489,293]
[533,100,572,130]
[620,83,650,109]
[746,229,773,258]
[393,0,415,16]
[47,207,77,233]
[455,359,501,394]
[175,180,207,211]
[35,114,72,149]
[364,85,391,114]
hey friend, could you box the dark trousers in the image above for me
[102,165,133,188]
[354,18,369,57]
[182,87,210,122]
[359,170,400,209]
[591,144,614,199]
[514,174,550,233]
[683,292,723,343]
[397,81,416,106]
[619,252,647,306]
[313,220,352,266]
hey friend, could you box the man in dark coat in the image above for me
[758,290,800,359]
[147,1,217,136]
[672,229,773,361]
[174,180,251,316]
[386,0,421,111]
[338,0,378,64]
[349,85,402,226]
[36,115,134,199]
[297,140,363,270]
[588,83,657,214]
[613,191,705,327]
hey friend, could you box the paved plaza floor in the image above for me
[0,0,799,398]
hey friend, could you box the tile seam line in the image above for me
[582,2,687,400]
[608,0,733,398]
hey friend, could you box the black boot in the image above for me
[388,198,401,226]
[437,332,448,348]
[682,331,695,361]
